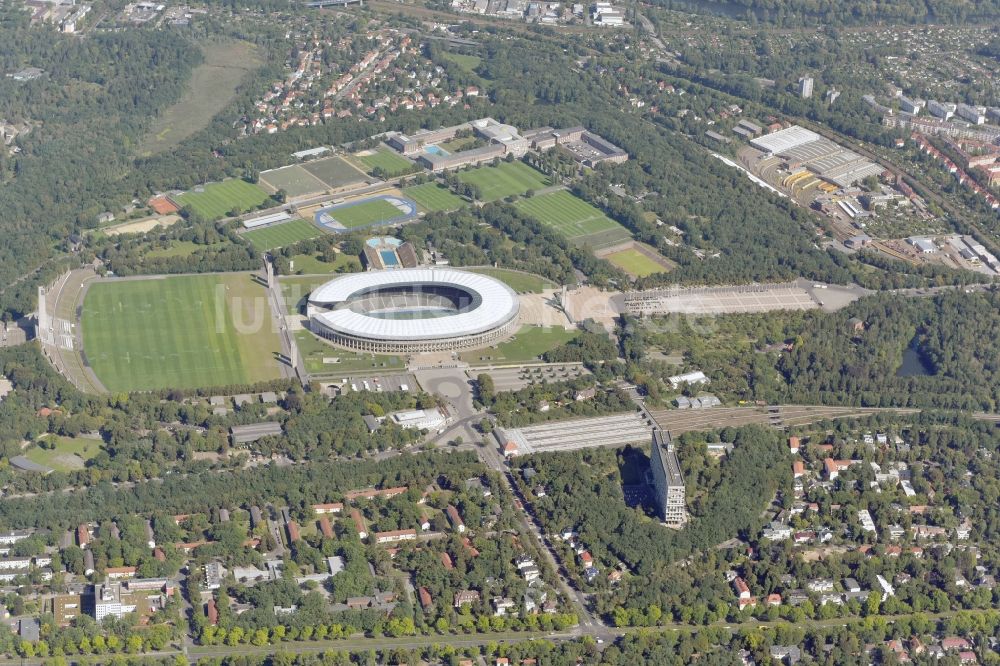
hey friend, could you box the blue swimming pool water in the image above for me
[380,250,399,266]
[424,145,449,156]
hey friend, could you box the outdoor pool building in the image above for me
[361,237,419,271]
[306,268,520,353]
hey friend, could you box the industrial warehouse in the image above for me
[750,125,885,188]
[306,267,520,353]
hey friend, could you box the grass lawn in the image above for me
[259,165,327,198]
[403,183,466,212]
[442,52,481,72]
[356,148,415,177]
[280,276,331,314]
[466,268,555,293]
[82,274,284,392]
[176,179,270,220]
[604,247,671,277]
[458,161,550,202]
[328,199,404,228]
[515,190,627,241]
[139,41,263,156]
[303,156,367,188]
[288,252,360,274]
[460,325,579,364]
[23,435,102,472]
[294,330,404,375]
[439,135,480,152]
[244,219,323,251]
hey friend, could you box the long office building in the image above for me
[650,429,686,527]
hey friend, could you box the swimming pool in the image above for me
[380,250,399,266]
[424,145,449,157]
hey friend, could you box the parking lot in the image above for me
[470,363,590,392]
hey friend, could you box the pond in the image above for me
[896,342,934,377]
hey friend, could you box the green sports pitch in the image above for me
[82,274,284,392]
[515,190,631,248]
[328,198,405,228]
[403,183,465,212]
[457,161,550,201]
[175,179,270,220]
[244,218,324,251]
[356,148,415,177]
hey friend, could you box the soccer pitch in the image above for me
[329,199,405,228]
[403,183,465,212]
[303,156,367,188]
[515,191,630,244]
[356,149,414,177]
[259,165,327,198]
[176,179,270,220]
[605,248,670,277]
[244,219,323,251]
[82,274,284,392]
[458,161,549,201]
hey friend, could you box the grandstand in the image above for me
[361,237,420,270]
[307,268,520,353]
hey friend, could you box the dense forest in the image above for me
[512,426,789,622]
[0,14,204,317]
[657,0,1000,26]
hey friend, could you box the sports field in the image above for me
[320,198,412,230]
[259,165,327,198]
[604,247,671,277]
[356,148,415,177]
[244,219,323,251]
[458,161,549,202]
[304,156,367,187]
[175,180,269,220]
[82,274,284,392]
[515,191,631,247]
[403,183,465,212]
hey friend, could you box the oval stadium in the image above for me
[306,268,520,353]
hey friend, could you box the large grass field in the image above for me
[458,161,549,202]
[442,52,481,72]
[515,191,631,247]
[244,219,323,251]
[403,183,466,212]
[175,180,269,220]
[604,247,671,277]
[259,165,327,198]
[23,436,102,472]
[328,199,404,228]
[460,325,579,364]
[82,274,284,392]
[139,41,263,156]
[303,156,367,188]
[466,268,555,293]
[356,148,415,177]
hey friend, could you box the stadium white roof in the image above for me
[309,268,519,341]
[750,126,821,154]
